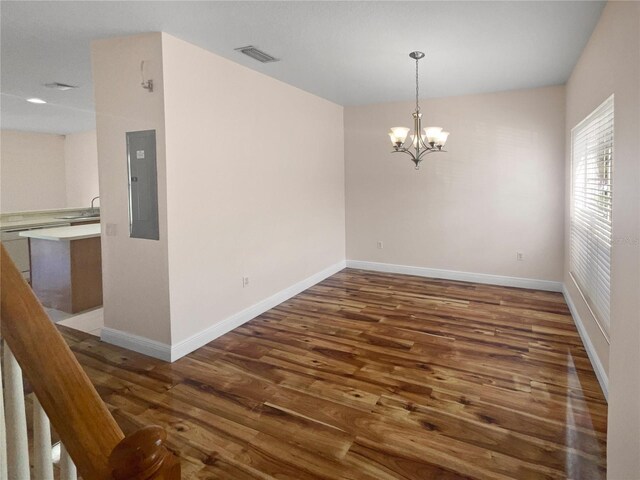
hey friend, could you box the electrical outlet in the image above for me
[377,241,384,249]
[242,276,250,287]
[516,252,524,261]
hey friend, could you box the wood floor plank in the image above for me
[57,268,607,479]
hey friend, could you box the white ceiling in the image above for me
[1,1,605,134]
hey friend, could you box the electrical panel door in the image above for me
[126,130,159,240]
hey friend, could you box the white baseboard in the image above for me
[101,260,346,362]
[101,327,172,361]
[562,285,609,400]
[170,260,345,361]
[169,260,346,361]
[346,260,563,292]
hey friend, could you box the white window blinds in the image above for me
[570,95,614,334]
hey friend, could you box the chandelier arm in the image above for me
[417,133,432,152]
[417,147,445,160]
[411,127,433,155]
[417,148,437,160]
[412,113,421,155]
[391,148,411,156]
[391,149,418,163]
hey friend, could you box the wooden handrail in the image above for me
[1,243,180,479]
[110,426,181,480]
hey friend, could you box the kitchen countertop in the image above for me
[1,208,100,231]
[20,223,101,241]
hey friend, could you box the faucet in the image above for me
[90,196,100,215]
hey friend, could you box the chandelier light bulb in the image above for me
[424,127,443,144]
[436,131,450,146]
[390,127,410,144]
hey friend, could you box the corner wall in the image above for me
[564,1,640,476]
[345,86,565,285]
[160,34,346,351]
[64,130,99,208]
[91,32,345,358]
[91,33,172,345]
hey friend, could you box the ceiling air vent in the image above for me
[44,82,78,91]
[235,46,279,63]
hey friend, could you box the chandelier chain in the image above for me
[415,57,420,113]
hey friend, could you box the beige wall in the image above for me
[345,86,565,283]
[0,129,100,213]
[64,130,99,208]
[0,130,66,212]
[564,2,640,477]
[91,33,172,344]
[160,33,345,345]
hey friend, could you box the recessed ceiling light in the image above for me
[44,82,78,91]
[27,98,47,104]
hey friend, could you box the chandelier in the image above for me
[388,51,450,169]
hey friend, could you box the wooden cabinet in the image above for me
[20,223,103,314]
[1,218,99,286]
[29,236,103,313]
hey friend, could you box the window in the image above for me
[570,95,613,334]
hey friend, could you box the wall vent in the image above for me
[234,46,279,63]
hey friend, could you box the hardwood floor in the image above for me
[59,268,607,479]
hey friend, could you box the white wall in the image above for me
[91,33,172,344]
[345,86,565,283]
[161,33,345,346]
[0,130,66,212]
[64,130,99,208]
[564,2,640,477]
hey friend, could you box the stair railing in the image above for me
[0,243,180,479]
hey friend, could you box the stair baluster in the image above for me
[0,344,8,480]
[3,345,29,480]
[33,397,54,480]
[60,443,78,480]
